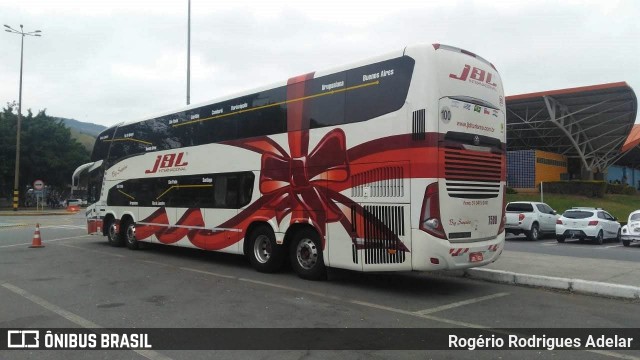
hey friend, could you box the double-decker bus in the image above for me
[73,43,506,280]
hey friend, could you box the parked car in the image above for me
[66,199,82,207]
[65,198,88,207]
[505,201,558,241]
[620,210,640,247]
[556,207,621,244]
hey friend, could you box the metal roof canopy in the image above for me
[506,82,638,173]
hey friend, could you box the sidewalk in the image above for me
[453,250,640,300]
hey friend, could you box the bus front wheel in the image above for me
[247,225,285,273]
[290,228,326,281]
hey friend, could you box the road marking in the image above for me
[0,282,173,360]
[57,243,126,258]
[415,292,509,315]
[0,222,29,228]
[41,225,86,230]
[541,242,558,246]
[604,244,623,249]
[181,266,238,280]
[0,235,90,248]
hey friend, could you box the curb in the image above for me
[463,268,640,300]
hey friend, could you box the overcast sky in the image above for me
[1,0,638,127]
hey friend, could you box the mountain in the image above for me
[56,117,107,137]
[55,117,107,151]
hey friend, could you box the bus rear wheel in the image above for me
[247,225,285,273]
[124,220,140,250]
[107,219,124,247]
[290,228,326,281]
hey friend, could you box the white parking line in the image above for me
[602,244,623,249]
[41,225,86,230]
[58,243,126,258]
[541,242,558,246]
[1,282,173,360]
[0,235,90,248]
[415,292,509,315]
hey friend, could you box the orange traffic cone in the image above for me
[29,223,45,248]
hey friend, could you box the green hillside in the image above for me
[69,127,96,152]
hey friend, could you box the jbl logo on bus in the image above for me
[449,64,497,88]
[145,152,189,174]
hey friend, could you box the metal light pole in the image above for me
[187,0,191,105]
[4,24,42,211]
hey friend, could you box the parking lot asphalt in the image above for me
[2,208,639,300]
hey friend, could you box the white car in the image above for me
[505,201,559,241]
[620,210,640,247]
[556,207,621,244]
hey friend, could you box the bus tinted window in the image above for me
[107,172,254,209]
[91,127,118,162]
[107,123,151,165]
[307,72,346,129]
[99,57,414,166]
[236,87,287,139]
[345,56,414,124]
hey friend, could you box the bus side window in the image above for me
[238,173,255,207]
[226,176,239,208]
[214,176,228,207]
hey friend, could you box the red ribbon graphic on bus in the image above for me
[259,127,349,235]
[135,73,417,252]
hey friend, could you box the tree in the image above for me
[0,104,90,203]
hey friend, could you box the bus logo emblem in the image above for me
[449,64,497,88]
[145,152,189,174]
[473,135,480,146]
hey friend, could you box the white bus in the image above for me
[73,43,506,280]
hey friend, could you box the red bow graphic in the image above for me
[260,128,349,235]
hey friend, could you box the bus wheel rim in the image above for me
[296,238,318,270]
[126,224,136,243]
[109,223,117,239]
[253,234,271,264]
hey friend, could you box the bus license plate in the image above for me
[469,252,483,263]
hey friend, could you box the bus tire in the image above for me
[290,228,326,281]
[107,219,124,247]
[124,220,140,250]
[247,225,285,273]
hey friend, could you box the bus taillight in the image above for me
[420,182,447,239]
[498,185,506,234]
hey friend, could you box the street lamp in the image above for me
[4,24,42,211]
[187,0,191,105]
